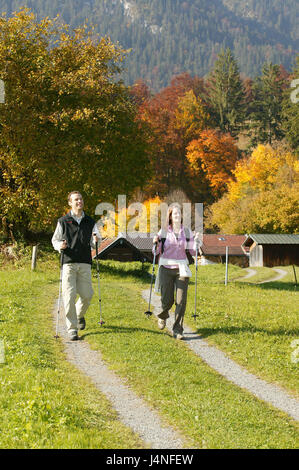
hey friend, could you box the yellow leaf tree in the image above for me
[209,143,299,233]
[0,8,150,239]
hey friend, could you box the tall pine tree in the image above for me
[282,55,299,153]
[249,62,287,146]
[207,48,245,137]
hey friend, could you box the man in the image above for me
[52,191,101,340]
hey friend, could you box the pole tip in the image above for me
[144,311,153,317]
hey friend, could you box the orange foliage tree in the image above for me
[186,129,239,201]
[137,74,211,198]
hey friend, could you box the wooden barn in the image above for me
[92,232,251,267]
[200,234,249,267]
[91,232,153,263]
[242,234,299,267]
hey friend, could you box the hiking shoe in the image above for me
[158,319,166,330]
[173,331,184,340]
[78,317,86,331]
[69,331,78,341]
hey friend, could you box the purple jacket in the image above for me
[153,225,196,268]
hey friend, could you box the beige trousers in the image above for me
[62,263,94,334]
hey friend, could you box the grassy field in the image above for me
[184,264,299,397]
[0,254,298,449]
[0,258,144,449]
[83,260,298,448]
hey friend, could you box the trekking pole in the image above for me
[145,241,157,317]
[293,265,297,290]
[192,242,199,321]
[95,236,105,326]
[54,245,65,339]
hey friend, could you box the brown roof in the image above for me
[91,233,153,260]
[201,234,247,256]
[92,233,248,258]
[124,233,154,251]
[91,237,117,258]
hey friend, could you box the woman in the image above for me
[153,204,200,339]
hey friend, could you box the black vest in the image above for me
[59,212,95,265]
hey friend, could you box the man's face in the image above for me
[69,193,84,212]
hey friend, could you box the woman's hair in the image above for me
[166,203,182,227]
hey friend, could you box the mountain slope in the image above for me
[0,0,297,90]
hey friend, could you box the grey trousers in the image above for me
[158,266,189,334]
[62,263,94,334]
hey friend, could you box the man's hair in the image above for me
[67,191,82,202]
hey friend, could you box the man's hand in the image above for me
[60,240,67,250]
[93,233,99,244]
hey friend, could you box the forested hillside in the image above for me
[0,0,297,90]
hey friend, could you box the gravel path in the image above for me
[239,268,257,279]
[142,290,299,422]
[53,301,185,449]
[258,268,288,283]
[236,267,288,283]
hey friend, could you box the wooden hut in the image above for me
[201,234,249,267]
[242,234,299,267]
[92,232,153,263]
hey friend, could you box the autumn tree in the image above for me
[129,79,152,107]
[138,73,211,198]
[186,129,239,202]
[0,8,150,239]
[209,144,299,233]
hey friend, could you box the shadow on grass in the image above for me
[232,280,297,292]
[197,325,299,338]
[182,332,203,342]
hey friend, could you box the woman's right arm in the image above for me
[152,233,161,255]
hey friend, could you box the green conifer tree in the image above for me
[249,62,287,146]
[282,55,299,152]
[207,48,245,137]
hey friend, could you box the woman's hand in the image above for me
[194,232,202,245]
[153,235,159,245]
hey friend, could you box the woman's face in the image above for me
[171,207,181,224]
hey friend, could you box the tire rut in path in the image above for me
[53,301,185,449]
[235,267,288,283]
[142,290,299,422]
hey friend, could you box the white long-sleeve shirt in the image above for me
[51,211,101,252]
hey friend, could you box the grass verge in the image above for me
[81,261,298,449]
[0,261,144,449]
[185,264,299,397]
